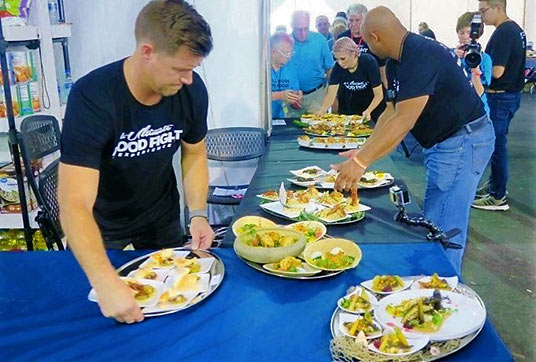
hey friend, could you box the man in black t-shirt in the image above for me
[338,4,386,85]
[472,0,526,211]
[58,0,214,324]
[331,7,495,273]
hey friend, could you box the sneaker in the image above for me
[472,195,509,211]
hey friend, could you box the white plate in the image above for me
[262,261,322,277]
[142,291,199,314]
[361,276,414,295]
[289,166,326,178]
[337,287,379,314]
[260,201,320,219]
[368,329,430,357]
[286,178,317,187]
[256,193,279,201]
[88,277,165,308]
[411,275,459,291]
[165,273,210,294]
[126,268,169,282]
[374,289,487,341]
[139,250,190,269]
[338,313,383,339]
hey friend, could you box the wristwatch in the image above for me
[189,209,208,223]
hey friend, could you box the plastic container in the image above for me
[48,0,59,24]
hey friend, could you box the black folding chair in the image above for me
[17,115,64,250]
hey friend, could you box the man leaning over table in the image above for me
[331,7,495,274]
[286,10,334,116]
[58,0,215,324]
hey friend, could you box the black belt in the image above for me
[449,115,490,140]
[302,83,323,95]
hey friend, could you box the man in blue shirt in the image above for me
[331,7,495,273]
[270,32,301,119]
[286,10,334,116]
[453,11,492,115]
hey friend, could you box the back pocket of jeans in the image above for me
[472,139,494,175]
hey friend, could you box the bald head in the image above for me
[361,6,408,59]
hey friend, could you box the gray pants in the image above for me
[285,86,326,117]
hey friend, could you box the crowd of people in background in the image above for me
[270,1,527,273]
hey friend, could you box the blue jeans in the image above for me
[486,92,521,198]
[423,116,495,273]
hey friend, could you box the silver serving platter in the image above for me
[287,178,395,190]
[260,207,366,226]
[236,254,343,280]
[298,138,364,150]
[330,281,486,361]
[115,248,225,317]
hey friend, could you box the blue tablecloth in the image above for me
[0,244,512,361]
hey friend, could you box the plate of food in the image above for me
[313,204,367,224]
[233,228,306,264]
[303,238,361,271]
[88,277,164,308]
[256,190,280,201]
[358,171,395,188]
[126,267,169,282]
[139,249,191,269]
[298,136,363,150]
[110,248,225,317]
[411,274,458,291]
[284,221,326,243]
[338,311,383,339]
[260,200,320,219]
[262,256,322,277]
[289,166,327,179]
[368,327,429,357]
[361,275,414,295]
[231,216,277,236]
[337,286,378,314]
[374,289,487,341]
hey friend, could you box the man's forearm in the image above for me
[61,207,116,288]
[182,150,209,211]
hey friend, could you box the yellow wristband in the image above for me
[352,157,367,170]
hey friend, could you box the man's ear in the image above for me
[139,43,156,62]
[369,32,380,43]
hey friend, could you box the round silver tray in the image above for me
[298,139,363,150]
[236,254,343,280]
[287,178,395,190]
[116,248,225,317]
[260,207,366,226]
[330,281,486,361]
[304,130,372,138]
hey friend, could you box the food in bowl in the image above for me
[273,256,303,272]
[310,247,355,269]
[341,288,373,312]
[417,273,451,290]
[343,312,381,337]
[244,230,299,248]
[371,275,405,293]
[124,279,157,301]
[373,327,412,354]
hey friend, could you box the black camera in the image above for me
[464,14,483,69]
[389,185,411,206]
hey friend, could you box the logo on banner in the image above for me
[112,124,183,158]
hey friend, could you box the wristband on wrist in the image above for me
[189,210,208,223]
[275,91,282,100]
[352,157,367,170]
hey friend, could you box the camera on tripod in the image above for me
[463,13,483,68]
[389,185,410,207]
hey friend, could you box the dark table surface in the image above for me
[222,119,426,247]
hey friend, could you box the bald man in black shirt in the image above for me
[331,6,495,273]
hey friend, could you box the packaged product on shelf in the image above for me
[0,173,37,214]
[27,49,40,82]
[18,82,33,115]
[0,84,21,117]
[0,59,15,85]
[0,0,33,26]
[28,81,41,112]
[9,50,33,83]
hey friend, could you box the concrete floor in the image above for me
[391,94,536,361]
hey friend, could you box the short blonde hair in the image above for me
[480,0,506,10]
[333,37,359,55]
[135,0,213,56]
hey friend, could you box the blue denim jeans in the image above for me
[423,116,495,273]
[486,92,521,198]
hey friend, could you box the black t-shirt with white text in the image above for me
[60,59,208,240]
[337,30,386,67]
[386,33,485,148]
[329,53,385,117]
[485,20,526,92]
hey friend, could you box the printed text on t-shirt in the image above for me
[112,124,183,158]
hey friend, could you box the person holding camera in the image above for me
[472,0,526,211]
[454,12,492,114]
[332,7,495,273]
[270,32,302,118]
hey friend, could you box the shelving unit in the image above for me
[0,0,71,245]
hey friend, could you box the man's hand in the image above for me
[471,67,482,77]
[362,109,372,122]
[315,108,327,116]
[454,44,466,59]
[282,90,301,104]
[190,217,215,250]
[96,276,144,324]
[331,158,366,192]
